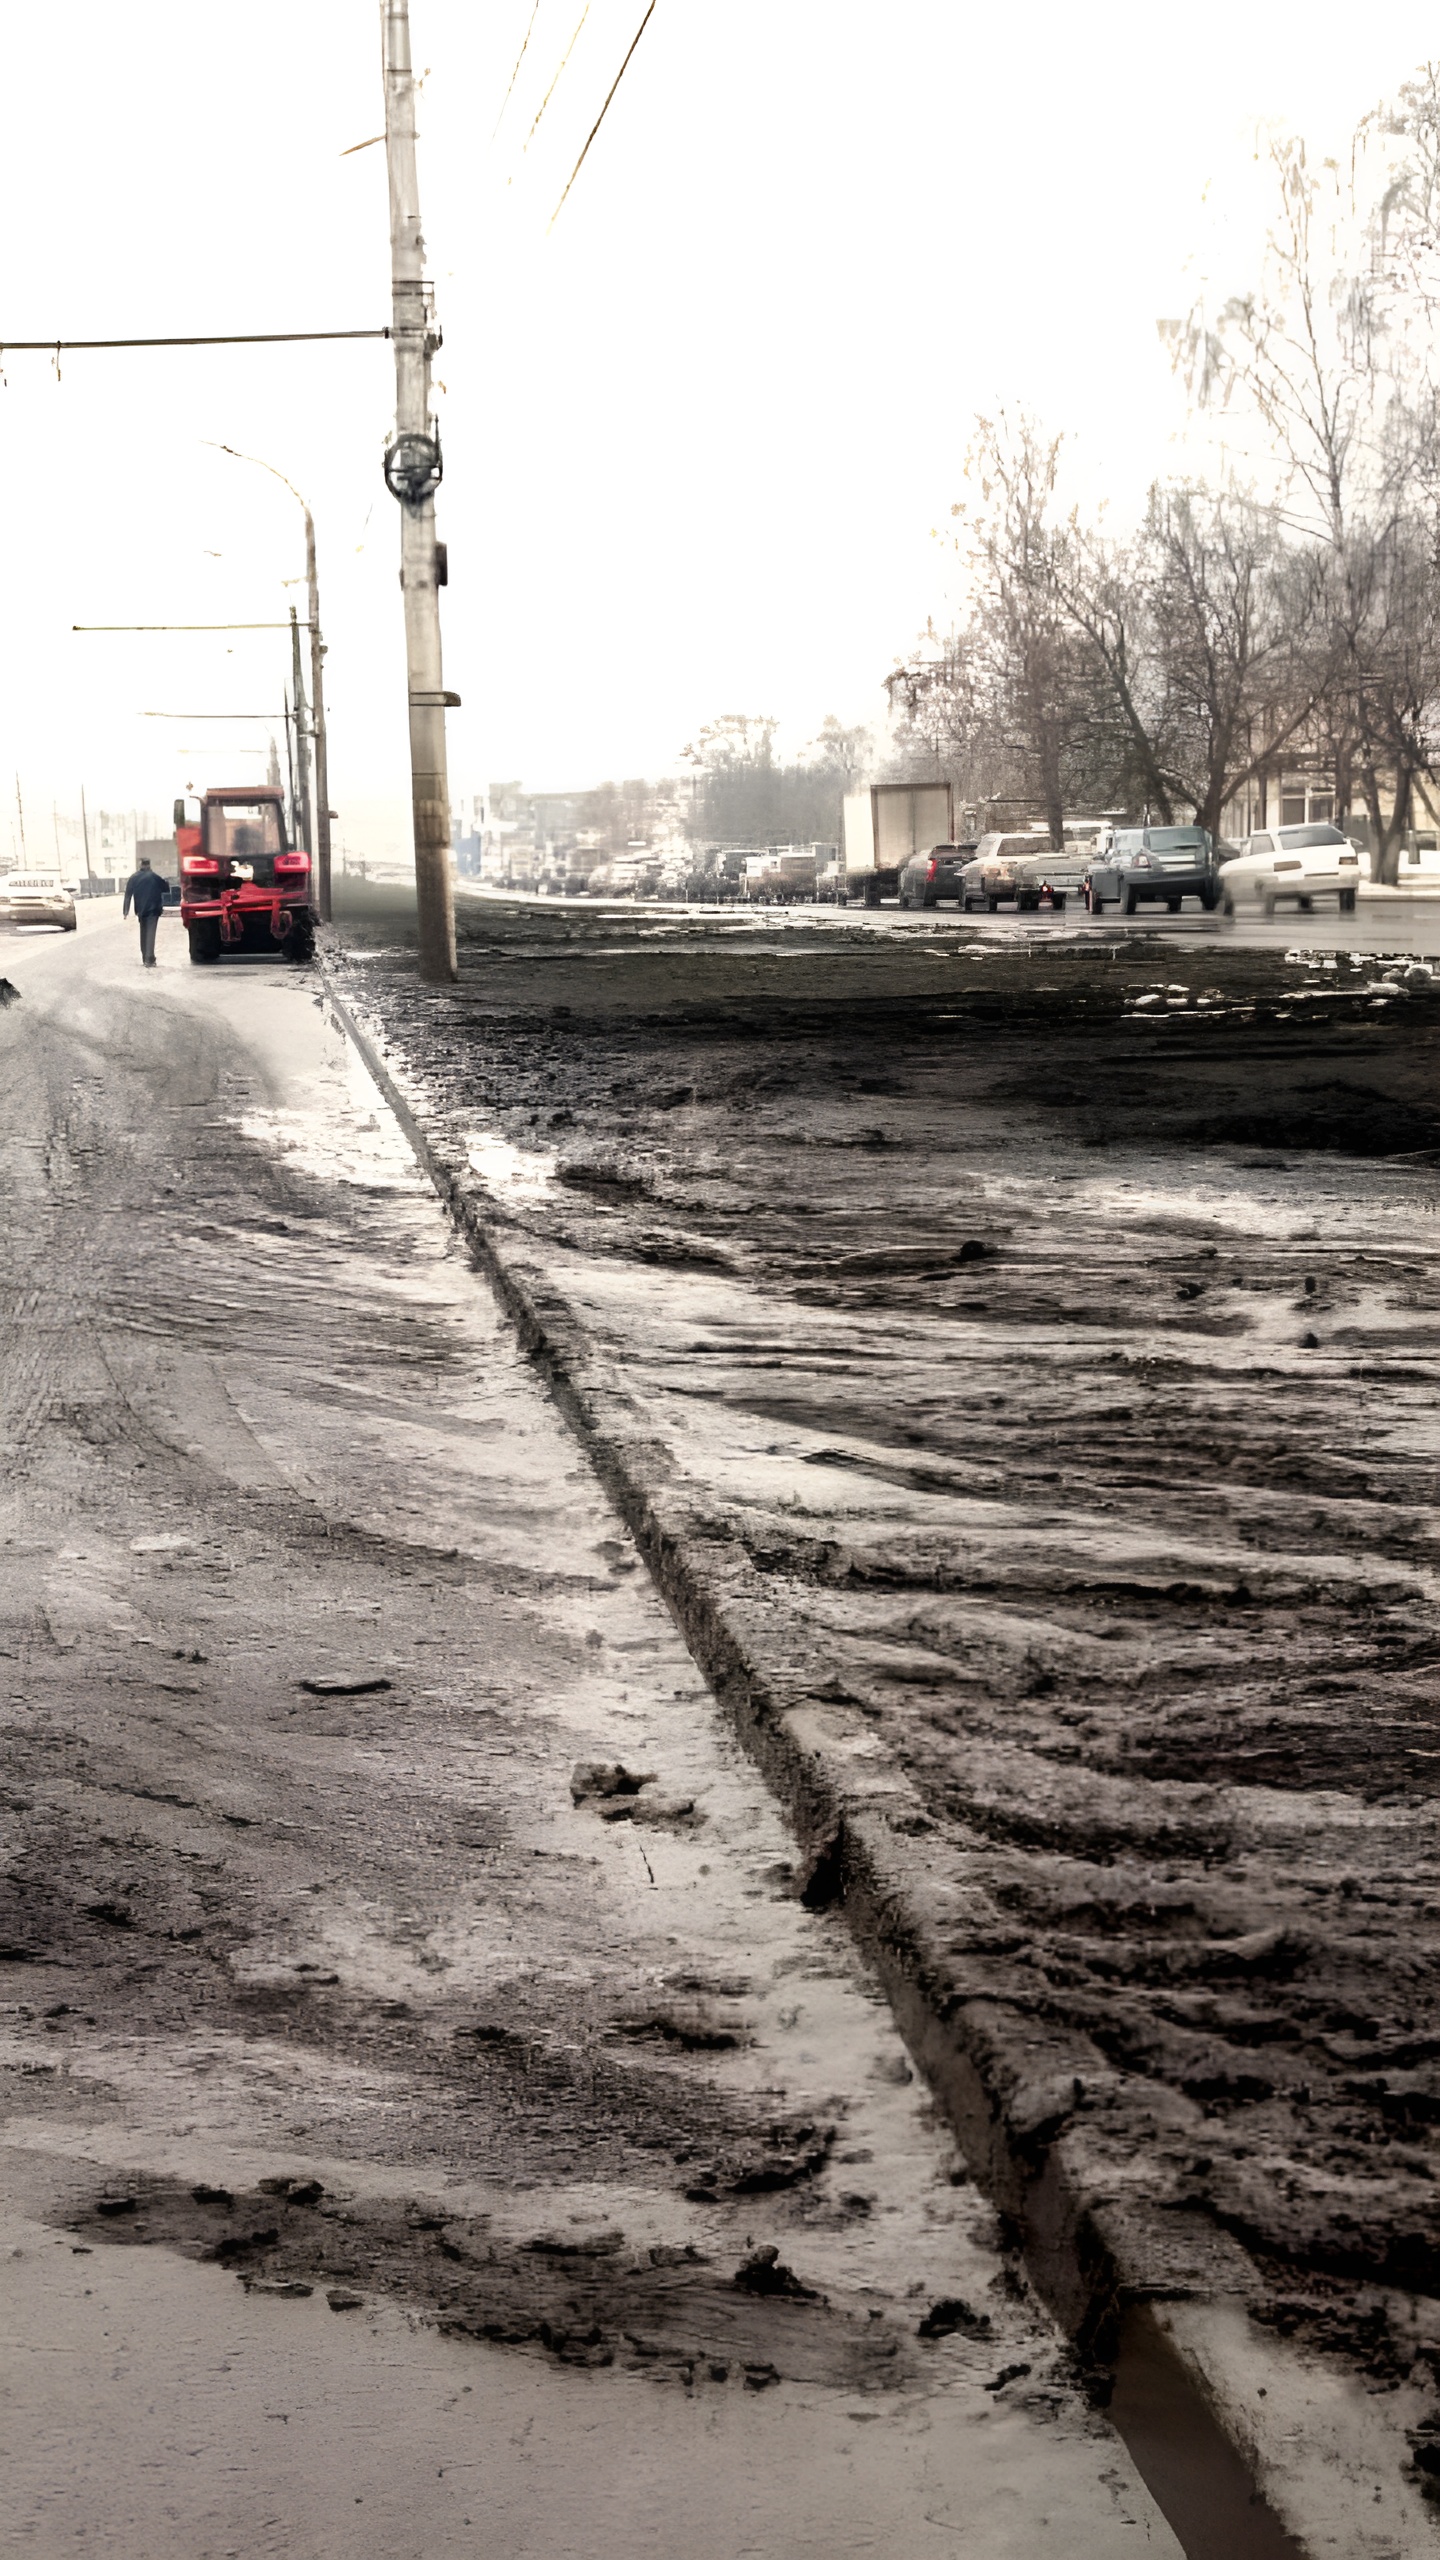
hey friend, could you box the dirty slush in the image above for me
[4,897,1440,2552]
[2,913,1170,2560]
[335,908,1440,2409]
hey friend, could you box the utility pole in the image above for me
[289,605,314,860]
[80,786,96,889]
[208,447,334,923]
[305,511,333,923]
[381,0,458,984]
[283,687,298,837]
[14,775,26,862]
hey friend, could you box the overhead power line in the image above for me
[549,0,657,231]
[493,0,543,136]
[527,3,590,150]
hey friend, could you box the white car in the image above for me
[1218,823,1362,916]
[0,873,78,931]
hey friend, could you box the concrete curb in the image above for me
[323,961,1436,2560]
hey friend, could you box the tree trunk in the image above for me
[1041,759,1066,852]
[1383,767,1415,886]
[1360,764,1402,889]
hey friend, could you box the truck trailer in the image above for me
[842,783,954,906]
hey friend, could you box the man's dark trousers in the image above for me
[138,912,159,967]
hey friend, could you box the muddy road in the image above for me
[325,889,1440,2549]
[0,904,1188,2558]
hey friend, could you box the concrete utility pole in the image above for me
[289,606,314,860]
[381,0,458,984]
[305,511,333,922]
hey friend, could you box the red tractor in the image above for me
[174,786,316,966]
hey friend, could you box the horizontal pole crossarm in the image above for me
[3,329,390,350]
[74,623,315,633]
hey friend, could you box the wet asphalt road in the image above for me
[0,905,1175,2557]
[462,880,1440,959]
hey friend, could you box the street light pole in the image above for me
[208,445,334,920]
[305,512,333,923]
[381,0,458,985]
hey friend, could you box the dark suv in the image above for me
[1084,825,1220,914]
[897,843,978,908]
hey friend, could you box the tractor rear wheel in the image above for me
[187,923,221,965]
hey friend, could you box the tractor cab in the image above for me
[176,786,315,965]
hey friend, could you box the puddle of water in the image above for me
[238,1104,423,1194]
[1109,2306,1306,2560]
[980,1162,1431,1245]
[235,1028,431,1195]
[464,1131,557,1200]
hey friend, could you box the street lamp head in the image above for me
[384,430,442,506]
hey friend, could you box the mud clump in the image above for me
[570,1761,655,1803]
[64,2174,906,2391]
[733,2245,819,2301]
[571,1760,698,1828]
[918,2296,993,2341]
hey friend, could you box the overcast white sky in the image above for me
[2,1,1438,860]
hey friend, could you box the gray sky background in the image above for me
[2,0,1438,862]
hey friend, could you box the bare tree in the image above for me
[803,715,872,784]
[1167,128,1440,879]
[680,712,860,847]
[1111,485,1329,834]
[923,413,1105,846]
[898,455,1331,840]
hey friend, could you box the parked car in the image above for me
[961,830,1090,912]
[897,843,979,908]
[0,874,78,932]
[1083,825,1221,914]
[1218,822,1362,916]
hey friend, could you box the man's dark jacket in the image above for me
[123,867,168,920]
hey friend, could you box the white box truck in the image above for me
[842,783,954,906]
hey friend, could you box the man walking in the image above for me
[122,855,168,968]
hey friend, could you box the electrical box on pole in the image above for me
[381,0,458,985]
